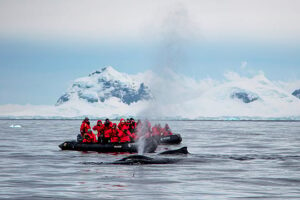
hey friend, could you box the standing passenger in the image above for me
[102,119,112,143]
[93,120,104,143]
[80,117,91,137]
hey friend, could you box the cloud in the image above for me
[0,0,299,42]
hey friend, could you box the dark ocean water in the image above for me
[1,120,300,199]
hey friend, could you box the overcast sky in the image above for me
[0,0,299,105]
[1,0,300,41]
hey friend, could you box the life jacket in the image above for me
[80,121,91,136]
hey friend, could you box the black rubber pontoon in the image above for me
[153,134,182,145]
[59,138,158,153]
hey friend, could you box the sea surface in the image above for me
[1,120,300,199]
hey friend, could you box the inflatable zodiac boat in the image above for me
[59,137,158,153]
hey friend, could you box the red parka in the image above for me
[118,118,129,131]
[152,126,161,136]
[162,124,173,136]
[106,124,121,143]
[118,129,132,143]
[83,131,97,143]
[80,120,91,136]
[93,120,104,138]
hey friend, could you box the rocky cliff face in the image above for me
[292,89,300,99]
[230,89,259,103]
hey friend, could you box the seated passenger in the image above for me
[126,118,131,126]
[83,129,97,143]
[157,124,163,136]
[107,123,120,143]
[128,118,137,133]
[118,118,129,131]
[103,118,112,130]
[80,117,91,137]
[102,128,111,144]
[152,124,161,136]
[118,128,132,143]
[162,123,173,136]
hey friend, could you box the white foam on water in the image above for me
[9,125,22,128]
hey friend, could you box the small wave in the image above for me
[193,154,300,162]
[81,161,105,165]
[9,124,22,128]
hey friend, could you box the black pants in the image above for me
[98,137,110,144]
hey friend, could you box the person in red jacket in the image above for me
[80,117,91,137]
[102,119,112,143]
[162,123,173,136]
[103,118,112,129]
[107,123,120,143]
[152,124,161,136]
[118,118,129,131]
[118,128,132,143]
[128,118,136,133]
[93,120,104,143]
[83,129,97,143]
[128,118,137,141]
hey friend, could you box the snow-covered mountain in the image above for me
[56,66,151,106]
[0,66,299,120]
